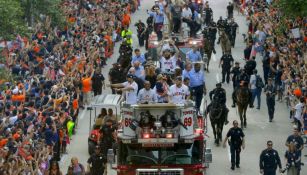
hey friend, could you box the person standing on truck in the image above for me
[87,146,107,175]
[223,120,245,170]
[108,74,138,105]
[168,76,190,104]
[137,81,158,104]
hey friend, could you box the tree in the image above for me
[276,0,307,18]
[0,0,28,40]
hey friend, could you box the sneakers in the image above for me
[236,164,240,168]
[231,104,236,108]
[231,166,235,170]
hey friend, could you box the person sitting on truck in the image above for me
[186,45,202,63]
[103,108,117,125]
[168,76,190,104]
[137,81,158,104]
[95,108,107,129]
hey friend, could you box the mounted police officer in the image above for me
[208,20,218,46]
[232,80,253,108]
[87,146,107,175]
[259,141,282,175]
[209,83,229,125]
[135,20,146,47]
[264,78,276,122]
[230,62,241,90]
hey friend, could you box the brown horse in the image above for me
[235,87,250,128]
[208,100,226,145]
[218,30,232,54]
[203,37,215,72]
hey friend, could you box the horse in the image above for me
[203,37,215,72]
[235,86,250,128]
[208,99,226,146]
[218,30,232,55]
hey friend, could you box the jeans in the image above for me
[251,88,261,108]
[263,168,276,175]
[230,144,241,166]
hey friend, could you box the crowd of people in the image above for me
[0,0,306,174]
[0,0,140,174]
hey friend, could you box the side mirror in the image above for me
[107,149,115,164]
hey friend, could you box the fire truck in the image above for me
[107,102,212,175]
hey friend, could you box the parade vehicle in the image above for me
[87,94,122,155]
[107,102,212,175]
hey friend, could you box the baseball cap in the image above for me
[127,74,134,78]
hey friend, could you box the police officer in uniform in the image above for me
[100,119,116,155]
[92,68,105,96]
[259,141,282,175]
[208,83,229,124]
[87,146,107,175]
[230,62,241,90]
[109,63,124,94]
[223,120,245,170]
[135,20,146,47]
[208,20,218,46]
[229,18,239,47]
[203,4,213,26]
[219,52,234,84]
[264,78,276,122]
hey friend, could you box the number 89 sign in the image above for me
[180,107,194,136]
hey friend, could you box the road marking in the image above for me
[216,73,220,83]
[227,144,231,162]
[79,108,87,120]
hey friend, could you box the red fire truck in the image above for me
[107,102,212,175]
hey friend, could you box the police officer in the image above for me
[219,52,234,84]
[217,16,225,32]
[229,18,239,47]
[259,141,282,175]
[208,20,218,45]
[264,78,276,122]
[227,2,234,19]
[92,68,105,96]
[209,83,229,124]
[244,56,257,77]
[135,20,146,47]
[108,63,124,94]
[223,120,245,170]
[230,62,241,90]
[203,4,213,26]
[100,119,116,155]
[87,146,107,175]
[189,63,206,112]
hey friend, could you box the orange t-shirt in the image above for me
[122,14,131,27]
[0,139,8,148]
[82,77,92,92]
[12,94,25,102]
[72,99,79,110]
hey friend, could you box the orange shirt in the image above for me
[73,99,79,110]
[82,77,92,92]
[12,94,25,102]
[0,139,8,148]
[122,13,131,27]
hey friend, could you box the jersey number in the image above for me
[184,117,192,127]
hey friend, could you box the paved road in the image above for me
[60,0,307,174]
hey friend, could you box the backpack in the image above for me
[255,75,264,88]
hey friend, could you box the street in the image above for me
[59,0,307,174]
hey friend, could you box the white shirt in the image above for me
[9,116,18,125]
[137,88,158,103]
[168,84,190,104]
[122,81,138,105]
[294,102,304,120]
[249,74,257,90]
[160,56,177,72]
[181,7,192,18]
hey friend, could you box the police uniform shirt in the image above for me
[260,149,281,169]
[226,127,244,147]
[186,50,202,62]
[189,69,205,87]
[87,154,106,170]
[160,56,177,72]
[122,81,138,105]
[264,84,276,98]
[92,73,105,87]
[286,135,304,151]
[231,67,241,81]
[168,84,190,104]
[230,22,239,35]
[137,88,158,103]
[221,55,234,68]
[131,54,146,65]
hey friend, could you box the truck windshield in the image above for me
[118,140,202,165]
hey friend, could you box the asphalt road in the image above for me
[59,0,307,174]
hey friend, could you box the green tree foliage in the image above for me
[277,0,307,17]
[0,0,28,40]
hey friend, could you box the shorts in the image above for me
[83,92,92,105]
